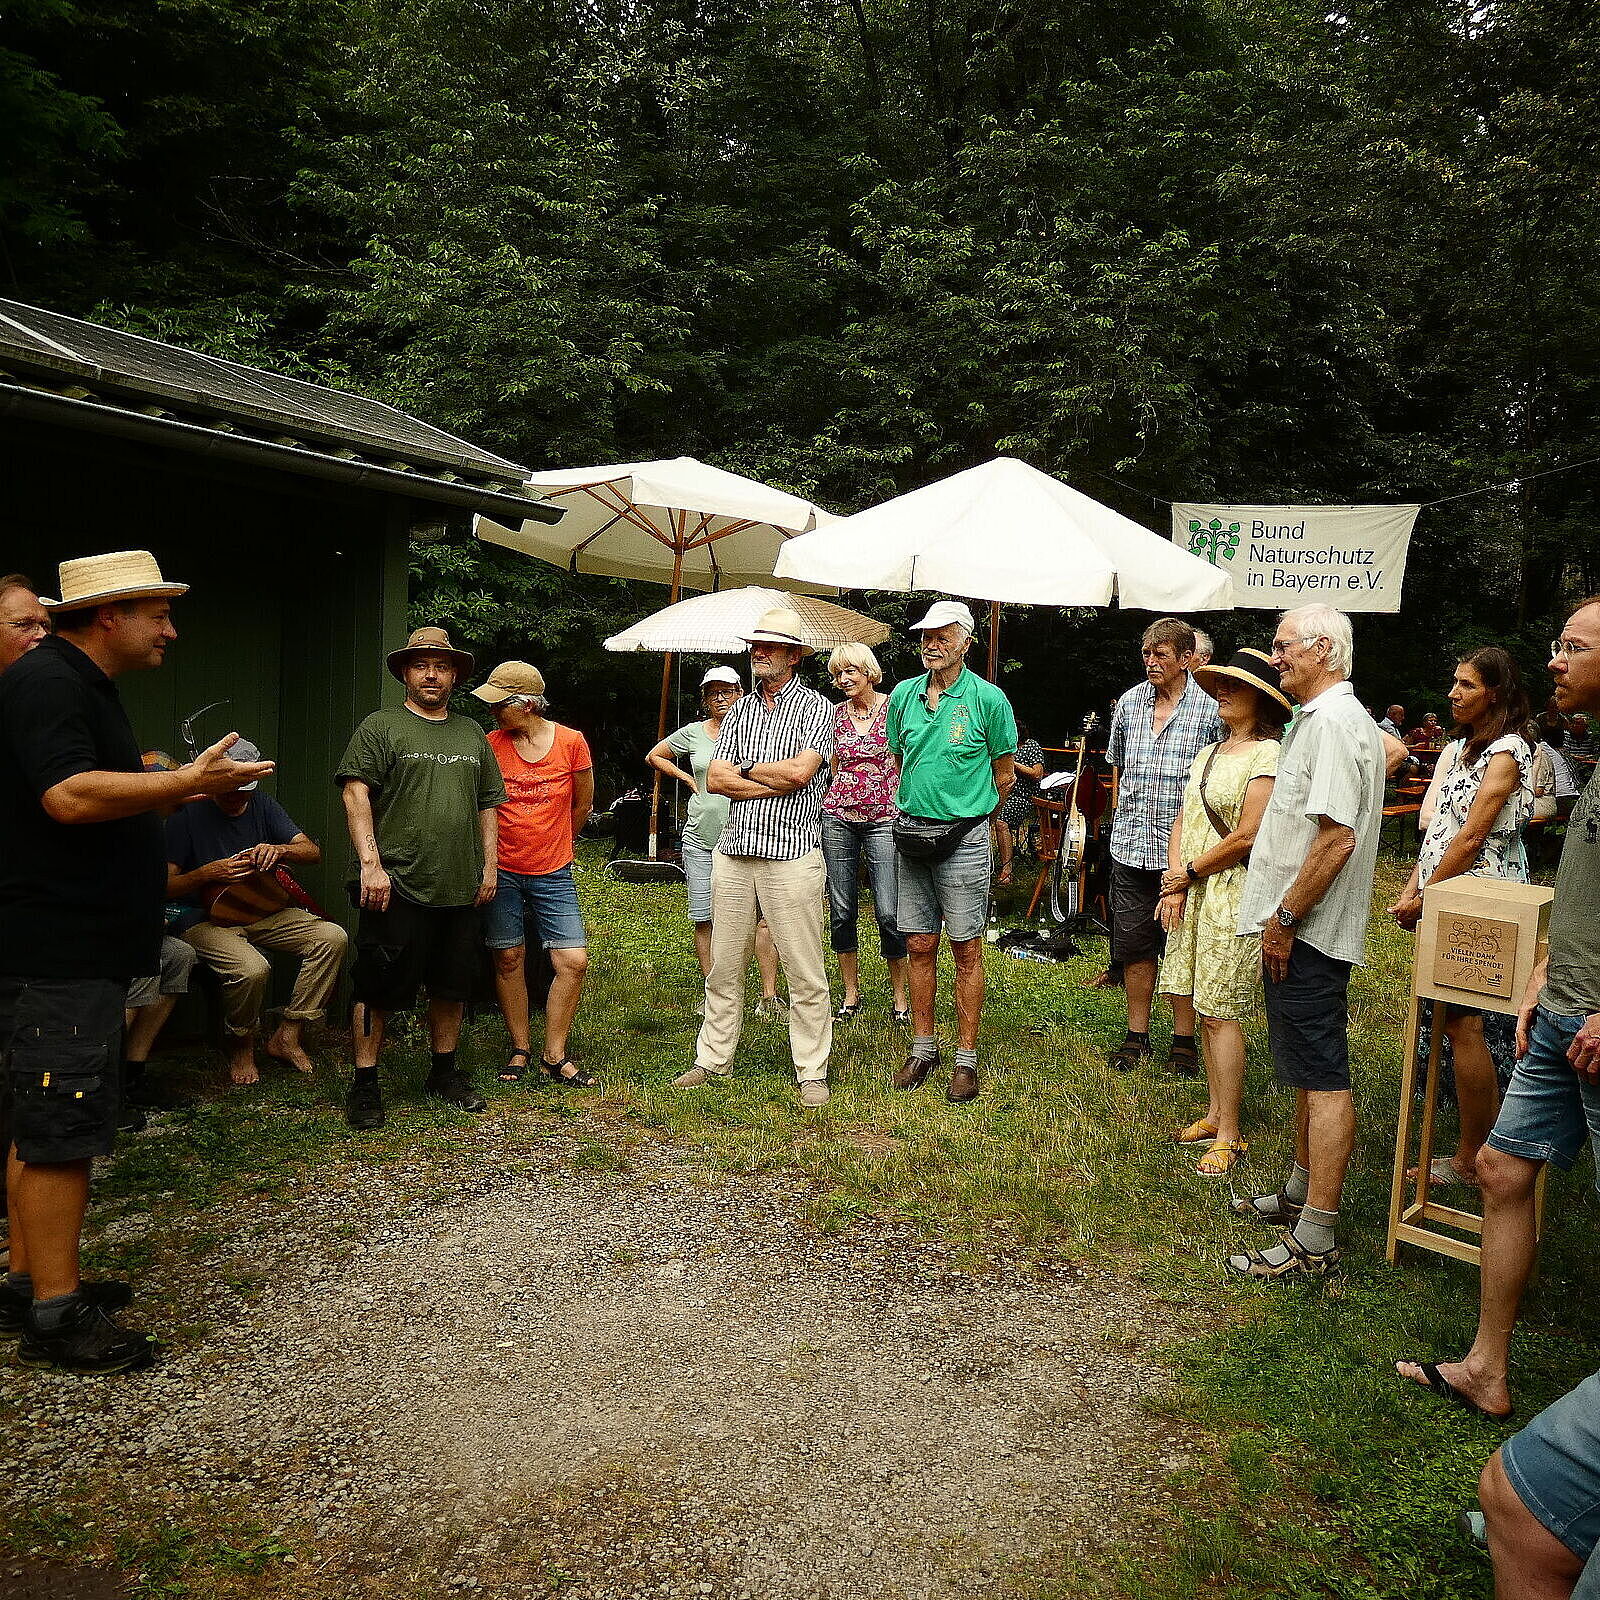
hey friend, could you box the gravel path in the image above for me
[2,1118,1195,1598]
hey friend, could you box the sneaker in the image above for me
[345,1076,385,1130]
[115,1103,148,1134]
[673,1066,718,1088]
[0,1278,133,1338]
[424,1070,487,1113]
[754,996,789,1020]
[17,1297,157,1375]
[798,1080,830,1108]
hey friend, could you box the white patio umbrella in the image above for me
[773,456,1233,671]
[604,586,889,655]
[475,458,838,856]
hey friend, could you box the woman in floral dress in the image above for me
[1157,648,1291,1176]
[820,644,910,1021]
[1389,647,1535,1186]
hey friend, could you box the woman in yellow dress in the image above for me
[1157,648,1292,1176]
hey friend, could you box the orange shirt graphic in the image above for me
[488,725,593,877]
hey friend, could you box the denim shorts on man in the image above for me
[1502,1367,1600,1562]
[350,897,481,1011]
[0,977,125,1164]
[482,865,586,951]
[1263,937,1353,1092]
[679,836,714,926]
[895,823,990,942]
[1109,860,1165,966]
[1486,1008,1600,1181]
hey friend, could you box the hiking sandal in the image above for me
[1107,1038,1151,1073]
[499,1048,533,1083]
[1197,1139,1247,1178]
[1229,1188,1303,1226]
[1225,1229,1341,1280]
[542,1056,597,1089]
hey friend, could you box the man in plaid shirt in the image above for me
[1104,617,1221,1073]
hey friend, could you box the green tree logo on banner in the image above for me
[1188,517,1241,565]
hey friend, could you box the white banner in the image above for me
[1171,503,1420,613]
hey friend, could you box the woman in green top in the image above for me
[647,666,780,1013]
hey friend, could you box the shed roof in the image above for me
[0,298,559,524]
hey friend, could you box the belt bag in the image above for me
[892,812,988,864]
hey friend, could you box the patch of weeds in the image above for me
[570,1140,629,1172]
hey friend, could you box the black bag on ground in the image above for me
[892,812,988,864]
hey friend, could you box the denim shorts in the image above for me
[680,836,714,925]
[1486,1008,1600,1183]
[0,976,125,1164]
[1503,1367,1600,1561]
[1263,937,1353,1092]
[895,822,991,942]
[483,865,586,951]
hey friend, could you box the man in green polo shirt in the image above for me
[886,601,1016,1102]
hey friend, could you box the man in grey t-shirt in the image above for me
[1227,604,1383,1281]
[1397,596,1600,1436]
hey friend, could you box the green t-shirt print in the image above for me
[335,706,507,908]
[886,667,1018,822]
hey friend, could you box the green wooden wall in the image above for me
[6,420,411,927]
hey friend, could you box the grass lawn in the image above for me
[11,840,1596,1598]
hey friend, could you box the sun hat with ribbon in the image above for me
[740,607,814,654]
[470,660,546,705]
[386,626,475,682]
[1194,647,1294,715]
[43,550,189,610]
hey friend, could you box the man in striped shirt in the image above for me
[673,608,835,1106]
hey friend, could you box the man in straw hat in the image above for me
[886,601,1017,1103]
[675,607,836,1106]
[0,550,272,1374]
[336,626,506,1130]
[1227,603,1383,1280]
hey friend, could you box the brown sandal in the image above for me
[1226,1229,1340,1279]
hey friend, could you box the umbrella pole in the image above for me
[648,544,688,859]
[987,601,1002,681]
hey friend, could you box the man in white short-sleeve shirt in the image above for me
[1228,604,1383,1282]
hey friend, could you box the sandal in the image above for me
[1230,1189,1303,1226]
[499,1048,533,1083]
[1197,1139,1247,1178]
[892,1007,911,1026]
[1225,1229,1340,1279]
[1406,1156,1479,1189]
[835,1001,861,1020]
[1165,1039,1200,1077]
[1174,1117,1219,1146]
[1399,1360,1513,1421]
[1107,1038,1151,1073]
[542,1056,597,1089]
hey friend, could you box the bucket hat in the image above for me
[470,660,546,705]
[43,550,189,610]
[1194,647,1293,715]
[386,626,475,682]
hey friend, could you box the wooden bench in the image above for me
[1382,801,1421,851]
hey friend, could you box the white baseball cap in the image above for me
[701,665,741,688]
[909,600,976,634]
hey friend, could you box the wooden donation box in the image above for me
[1387,876,1553,1268]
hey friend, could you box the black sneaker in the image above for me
[0,1278,132,1338]
[116,1103,148,1134]
[17,1297,157,1374]
[345,1076,385,1130]
[424,1070,487,1113]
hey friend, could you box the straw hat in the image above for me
[1194,647,1293,715]
[470,660,546,705]
[741,607,814,654]
[386,626,475,681]
[43,550,188,610]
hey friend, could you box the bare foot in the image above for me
[227,1056,260,1087]
[1395,1357,1512,1419]
[264,1031,315,1073]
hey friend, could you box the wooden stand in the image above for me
[1385,990,1547,1266]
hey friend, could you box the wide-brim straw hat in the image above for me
[43,549,189,610]
[1194,647,1294,715]
[741,607,814,654]
[386,626,475,681]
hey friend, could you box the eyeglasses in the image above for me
[1551,639,1596,659]
[1268,635,1321,661]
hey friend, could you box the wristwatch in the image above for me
[739,762,755,782]
[1274,904,1299,929]
[1186,864,1200,884]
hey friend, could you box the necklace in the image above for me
[847,695,881,725]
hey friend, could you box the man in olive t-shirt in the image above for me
[1397,596,1600,1438]
[334,627,505,1130]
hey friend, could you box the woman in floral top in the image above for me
[821,643,909,1021]
[1389,647,1535,1187]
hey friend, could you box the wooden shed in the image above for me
[0,298,557,920]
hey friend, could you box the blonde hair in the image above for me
[828,642,883,683]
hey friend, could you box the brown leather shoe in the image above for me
[946,1063,980,1102]
[893,1050,938,1090]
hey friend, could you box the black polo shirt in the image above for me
[0,636,165,980]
